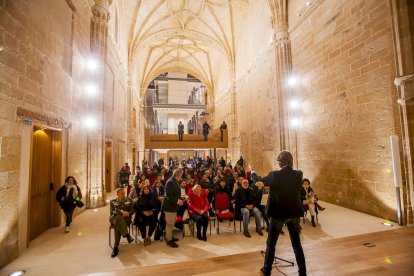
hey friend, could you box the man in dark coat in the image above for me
[260,151,306,276]
[219,121,227,141]
[162,168,184,248]
[202,120,211,141]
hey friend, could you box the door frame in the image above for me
[18,124,67,250]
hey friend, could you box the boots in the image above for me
[125,234,134,243]
[311,216,316,227]
[111,247,119,258]
[315,202,325,211]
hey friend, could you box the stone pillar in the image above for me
[86,0,111,208]
[269,0,295,159]
[230,82,240,162]
[389,0,414,224]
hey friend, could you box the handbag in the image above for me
[154,224,164,241]
[183,221,191,237]
[76,200,85,208]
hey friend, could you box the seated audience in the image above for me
[235,179,263,238]
[188,184,210,241]
[109,188,135,257]
[135,185,158,246]
[300,178,325,227]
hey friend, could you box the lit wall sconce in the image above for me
[85,83,98,96]
[85,116,97,129]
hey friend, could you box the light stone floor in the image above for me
[0,195,400,276]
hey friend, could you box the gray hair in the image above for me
[277,150,293,168]
[173,168,183,177]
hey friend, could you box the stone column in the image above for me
[268,0,295,159]
[86,0,111,208]
[390,0,414,224]
[230,82,240,163]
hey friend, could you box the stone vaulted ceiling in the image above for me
[124,0,248,96]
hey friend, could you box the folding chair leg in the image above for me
[109,226,113,249]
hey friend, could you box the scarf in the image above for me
[65,183,78,199]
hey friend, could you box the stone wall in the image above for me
[288,0,401,220]
[0,0,129,268]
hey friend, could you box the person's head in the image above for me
[140,174,146,181]
[155,180,162,188]
[65,176,77,185]
[173,168,183,181]
[125,162,128,166]
[232,172,238,178]
[242,179,249,189]
[117,188,125,199]
[216,169,222,176]
[141,185,151,196]
[277,150,293,168]
[180,180,187,188]
[205,170,211,177]
[302,178,311,188]
[144,179,150,186]
[238,177,244,184]
[255,181,264,189]
[220,179,226,188]
[186,174,192,180]
[146,168,152,175]
[192,184,202,196]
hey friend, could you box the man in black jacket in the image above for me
[234,179,263,238]
[260,151,306,276]
[162,168,184,248]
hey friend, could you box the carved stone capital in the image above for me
[394,74,414,87]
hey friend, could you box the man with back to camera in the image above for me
[260,150,306,276]
[162,168,184,248]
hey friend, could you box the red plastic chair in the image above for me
[214,192,236,234]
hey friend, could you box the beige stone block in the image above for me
[19,74,40,93]
[0,100,16,121]
[0,156,20,171]
[4,0,27,27]
[4,31,18,52]
[5,136,21,156]
[0,64,19,88]
[0,9,16,34]
[0,49,25,75]
[26,64,43,84]
[0,171,8,189]
[360,61,380,75]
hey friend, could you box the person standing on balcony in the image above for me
[178,121,184,141]
[188,120,194,134]
[220,121,227,141]
[202,120,211,141]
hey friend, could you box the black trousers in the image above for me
[262,217,306,276]
[178,131,184,141]
[190,213,209,237]
[137,213,157,238]
[64,208,75,227]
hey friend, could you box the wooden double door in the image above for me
[29,127,62,241]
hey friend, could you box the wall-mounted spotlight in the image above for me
[85,83,98,96]
[85,116,97,129]
[290,118,300,128]
[85,57,99,72]
[289,99,301,110]
[287,75,298,87]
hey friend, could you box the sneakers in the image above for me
[256,229,264,236]
[111,247,118,258]
[125,234,134,243]
[65,226,70,233]
[243,231,251,238]
[166,240,179,248]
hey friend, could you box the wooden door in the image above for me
[105,142,112,192]
[29,128,53,240]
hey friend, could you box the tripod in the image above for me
[260,250,294,266]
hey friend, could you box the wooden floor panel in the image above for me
[106,227,414,276]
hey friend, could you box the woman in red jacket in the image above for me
[188,184,210,241]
